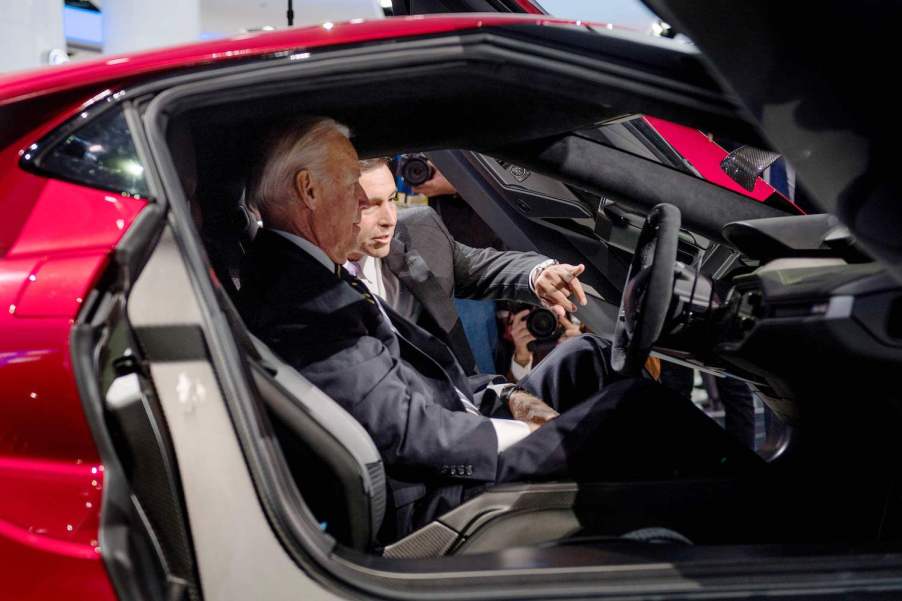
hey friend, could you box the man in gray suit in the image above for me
[347,158,588,375]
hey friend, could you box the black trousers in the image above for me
[392,335,763,541]
[497,335,763,482]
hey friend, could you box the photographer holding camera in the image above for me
[399,154,505,250]
[501,304,584,382]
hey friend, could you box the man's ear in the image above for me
[294,169,316,209]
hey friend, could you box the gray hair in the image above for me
[248,116,351,219]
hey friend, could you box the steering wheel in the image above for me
[611,203,682,375]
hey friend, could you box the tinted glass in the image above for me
[40,107,149,197]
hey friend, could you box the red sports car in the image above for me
[1,3,900,600]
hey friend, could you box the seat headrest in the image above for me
[230,199,259,245]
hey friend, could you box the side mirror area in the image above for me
[720,146,782,191]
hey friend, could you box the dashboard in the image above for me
[697,219,901,423]
[431,147,901,426]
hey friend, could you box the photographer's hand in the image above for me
[508,389,559,432]
[557,314,582,344]
[534,263,588,318]
[411,165,457,197]
[509,309,535,367]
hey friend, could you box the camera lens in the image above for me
[526,308,559,339]
[401,156,435,186]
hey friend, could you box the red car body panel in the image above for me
[0,122,146,599]
[644,115,803,214]
[0,14,795,600]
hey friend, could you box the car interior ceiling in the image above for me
[157,59,902,568]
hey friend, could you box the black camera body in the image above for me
[396,153,435,186]
[510,303,563,341]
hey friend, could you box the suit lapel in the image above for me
[385,237,458,333]
[385,235,480,375]
[380,300,473,398]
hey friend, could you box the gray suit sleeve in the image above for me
[417,210,549,302]
[299,334,499,482]
[451,240,549,302]
[400,205,550,302]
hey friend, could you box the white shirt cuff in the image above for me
[528,259,558,295]
[490,418,532,453]
[509,355,533,382]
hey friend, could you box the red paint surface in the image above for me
[644,115,803,213]
[0,126,146,600]
[13,254,108,318]
[644,116,774,201]
[8,182,144,259]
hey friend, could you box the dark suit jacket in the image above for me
[385,207,549,374]
[237,229,502,490]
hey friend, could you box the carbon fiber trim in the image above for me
[720,146,781,192]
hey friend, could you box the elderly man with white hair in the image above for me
[237,116,763,541]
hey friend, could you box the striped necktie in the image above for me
[336,263,377,305]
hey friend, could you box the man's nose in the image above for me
[380,203,397,227]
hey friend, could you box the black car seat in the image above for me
[200,185,257,302]
[211,281,597,555]
[246,328,388,551]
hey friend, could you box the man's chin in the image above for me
[369,246,392,259]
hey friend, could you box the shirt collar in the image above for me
[354,255,372,272]
[344,255,380,275]
[270,228,335,272]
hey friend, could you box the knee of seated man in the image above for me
[579,333,612,355]
[553,332,609,360]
